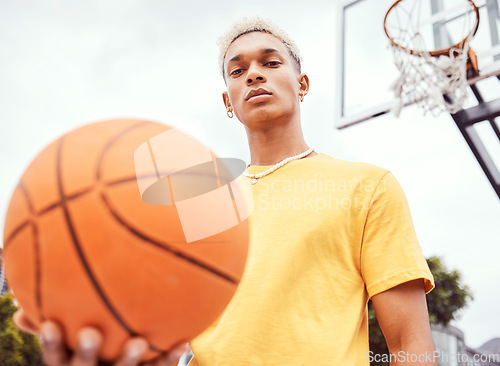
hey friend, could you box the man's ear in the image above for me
[222,91,232,110]
[298,74,310,96]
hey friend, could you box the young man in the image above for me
[14,17,437,366]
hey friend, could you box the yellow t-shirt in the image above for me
[188,152,434,366]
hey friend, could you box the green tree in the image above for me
[0,292,44,366]
[368,256,473,366]
[425,256,473,326]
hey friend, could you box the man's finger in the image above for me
[114,337,149,366]
[154,342,189,366]
[70,327,103,366]
[12,309,40,334]
[41,321,69,366]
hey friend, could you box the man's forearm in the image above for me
[371,280,438,366]
[389,341,439,366]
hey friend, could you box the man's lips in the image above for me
[245,88,272,101]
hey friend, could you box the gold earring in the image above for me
[299,93,305,102]
[227,108,234,118]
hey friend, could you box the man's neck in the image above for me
[245,119,315,166]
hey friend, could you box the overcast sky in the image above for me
[1,0,499,350]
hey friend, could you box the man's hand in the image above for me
[13,309,187,366]
[371,279,438,366]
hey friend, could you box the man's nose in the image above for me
[246,64,266,85]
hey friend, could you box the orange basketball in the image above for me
[2,119,250,362]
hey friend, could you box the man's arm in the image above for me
[371,279,438,366]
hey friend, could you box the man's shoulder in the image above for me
[313,153,390,181]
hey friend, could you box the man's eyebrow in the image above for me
[227,48,281,64]
[262,48,279,55]
[228,55,241,63]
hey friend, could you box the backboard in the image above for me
[336,0,500,129]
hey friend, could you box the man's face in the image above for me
[222,32,307,127]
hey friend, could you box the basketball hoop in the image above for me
[384,0,480,117]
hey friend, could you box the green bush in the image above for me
[0,292,43,366]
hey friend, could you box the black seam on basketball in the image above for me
[32,220,44,323]
[66,186,95,202]
[5,185,98,247]
[99,191,238,284]
[136,341,189,366]
[136,349,170,365]
[55,136,166,351]
[36,187,95,216]
[38,201,61,215]
[17,182,45,323]
[95,121,151,181]
[3,221,29,250]
[17,182,34,212]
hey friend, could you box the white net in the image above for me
[385,0,479,117]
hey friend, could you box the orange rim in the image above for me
[383,0,480,57]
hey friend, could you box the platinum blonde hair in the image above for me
[217,16,303,78]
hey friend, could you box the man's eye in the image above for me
[266,61,281,66]
[230,69,243,76]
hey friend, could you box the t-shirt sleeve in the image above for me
[360,170,434,298]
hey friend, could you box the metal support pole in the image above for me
[451,96,500,199]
